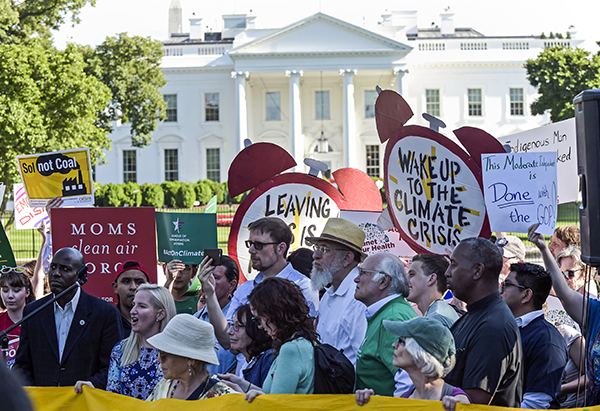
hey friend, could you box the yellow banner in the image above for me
[25,387,551,411]
[17,148,94,205]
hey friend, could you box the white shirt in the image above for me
[316,267,367,365]
[365,293,401,319]
[515,309,544,328]
[54,287,81,362]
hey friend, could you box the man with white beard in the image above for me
[307,218,368,365]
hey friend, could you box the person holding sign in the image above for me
[164,260,199,315]
[528,223,600,406]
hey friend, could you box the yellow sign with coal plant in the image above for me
[17,148,94,207]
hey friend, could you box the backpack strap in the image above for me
[441,382,455,398]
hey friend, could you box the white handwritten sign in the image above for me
[498,118,576,204]
[482,152,557,235]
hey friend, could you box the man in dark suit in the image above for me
[13,247,123,389]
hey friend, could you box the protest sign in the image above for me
[340,210,417,259]
[17,148,94,207]
[13,183,49,230]
[229,174,344,282]
[482,152,558,235]
[0,220,16,267]
[155,212,217,265]
[52,207,157,303]
[498,118,576,203]
[385,126,488,255]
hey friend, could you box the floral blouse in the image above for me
[106,340,162,400]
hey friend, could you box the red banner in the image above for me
[52,207,157,304]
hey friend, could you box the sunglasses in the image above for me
[395,337,406,346]
[158,350,170,362]
[251,315,264,326]
[245,240,279,250]
[562,269,578,279]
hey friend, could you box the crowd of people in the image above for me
[1,208,598,410]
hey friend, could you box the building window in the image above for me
[266,92,281,121]
[316,91,330,120]
[123,150,137,183]
[206,148,220,182]
[366,145,380,177]
[164,95,177,122]
[426,89,440,117]
[164,149,179,181]
[510,88,524,116]
[365,90,377,118]
[468,88,482,116]
[205,93,220,122]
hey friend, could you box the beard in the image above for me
[310,256,345,291]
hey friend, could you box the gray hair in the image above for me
[557,245,584,270]
[404,337,455,379]
[459,237,503,281]
[371,253,410,296]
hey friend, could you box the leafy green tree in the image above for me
[162,181,180,208]
[104,183,125,207]
[195,181,213,205]
[79,33,167,147]
[176,183,196,208]
[123,182,142,207]
[0,40,112,188]
[525,45,600,122]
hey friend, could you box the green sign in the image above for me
[0,220,16,267]
[155,212,217,264]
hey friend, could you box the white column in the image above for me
[232,71,249,154]
[286,70,304,171]
[394,68,408,97]
[340,69,357,168]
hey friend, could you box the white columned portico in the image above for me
[340,69,357,168]
[286,70,304,171]
[232,71,249,154]
[394,68,408,97]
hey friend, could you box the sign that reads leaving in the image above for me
[155,212,217,265]
[52,207,157,304]
[385,132,487,255]
[482,152,558,236]
[17,148,94,207]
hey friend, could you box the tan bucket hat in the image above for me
[305,218,367,260]
[147,314,219,365]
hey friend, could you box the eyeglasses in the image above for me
[500,281,528,293]
[311,245,347,254]
[357,267,384,277]
[245,240,279,250]
[562,269,578,279]
[396,337,406,346]
[229,322,246,332]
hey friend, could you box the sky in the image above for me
[53,0,599,52]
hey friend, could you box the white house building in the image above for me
[95,1,581,186]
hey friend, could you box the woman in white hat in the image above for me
[355,316,471,411]
[146,314,235,400]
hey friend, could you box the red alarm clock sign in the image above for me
[384,125,488,255]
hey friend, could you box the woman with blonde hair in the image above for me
[97,284,175,399]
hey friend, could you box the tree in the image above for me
[0,40,112,188]
[79,33,167,147]
[525,44,600,122]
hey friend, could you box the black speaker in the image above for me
[575,89,600,266]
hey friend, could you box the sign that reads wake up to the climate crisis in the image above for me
[17,148,94,207]
[385,131,487,255]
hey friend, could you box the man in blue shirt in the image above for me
[501,262,568,409]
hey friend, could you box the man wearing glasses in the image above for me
[225,217,318,325]
[444,237,522,407]
[500,263,567,409]
[305,218,368,365]
[353,252,417,396]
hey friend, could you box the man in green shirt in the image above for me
[354,252,417,396]
[164,259,199,314]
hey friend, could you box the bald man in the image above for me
[14,248,123,389]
